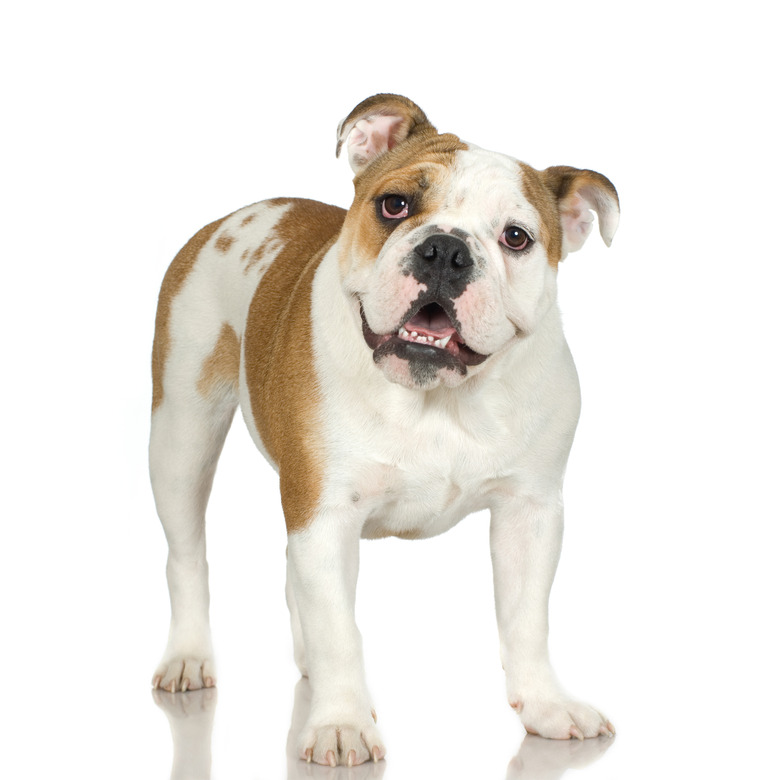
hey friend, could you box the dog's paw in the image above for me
[152,655,216,693]
[298,720,385,766]
[513,697,615,740]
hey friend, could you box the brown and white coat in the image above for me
[150,94,619,767]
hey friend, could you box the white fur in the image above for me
[151,124,617,765]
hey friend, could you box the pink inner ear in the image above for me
[347,114,405,171]
[560,192,594,251]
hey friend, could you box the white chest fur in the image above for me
[352,393,516,539]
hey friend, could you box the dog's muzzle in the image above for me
[359,233,489,379]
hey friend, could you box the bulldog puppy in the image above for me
[150,94,619,767]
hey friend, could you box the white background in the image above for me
[2,1,778,778]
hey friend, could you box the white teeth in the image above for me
[397,327,454,349]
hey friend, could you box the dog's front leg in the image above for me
[286,512,384,767]
[490,496,614,740]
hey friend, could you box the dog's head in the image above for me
[336,94,619,391]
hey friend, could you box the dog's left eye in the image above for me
[500,226,532,251]
[381,195,410,220]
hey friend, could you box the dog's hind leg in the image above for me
[149,224,241,692]
[150,382,236,692]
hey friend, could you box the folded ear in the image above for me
[541,166,620,258]
[336,94,435,174]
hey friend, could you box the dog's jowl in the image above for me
[150,94,619,766]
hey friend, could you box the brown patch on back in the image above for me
[197,323,240,398]
[244,199,346,533]
[215,233,235,252]
[242,199,298,274]
[519,162,564,268]
[152,217,227,411]
[245,237,274,274]
[240,213,257,227]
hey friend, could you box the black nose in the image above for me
[411,234,474,296]
[415,234,473,269]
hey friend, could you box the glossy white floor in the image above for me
[4,2,778,778]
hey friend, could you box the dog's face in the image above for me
[336,95,619,391]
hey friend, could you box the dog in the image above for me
[149,94,619,767]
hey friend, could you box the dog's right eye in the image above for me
[380,195,409,220]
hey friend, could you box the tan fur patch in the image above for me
[151,217,227,411]
[245,238,273,274]
[215,233,235,253]
[240,213,257,227]
[197,323,240,398]
[244,198,295,274]
[244,199,346,533]
[519,162,564,267]
[540,166,619,206]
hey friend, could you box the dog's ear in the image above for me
[336,94,435,175]
[541,166,620,258]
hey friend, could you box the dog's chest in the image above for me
[361,465,487,540]
[343,400,518,540]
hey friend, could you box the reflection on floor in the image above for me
[153,686,216,780]
[153,678,614,779]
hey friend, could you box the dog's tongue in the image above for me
[405,307,457,339]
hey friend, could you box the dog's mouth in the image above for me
[360,301,488,370]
